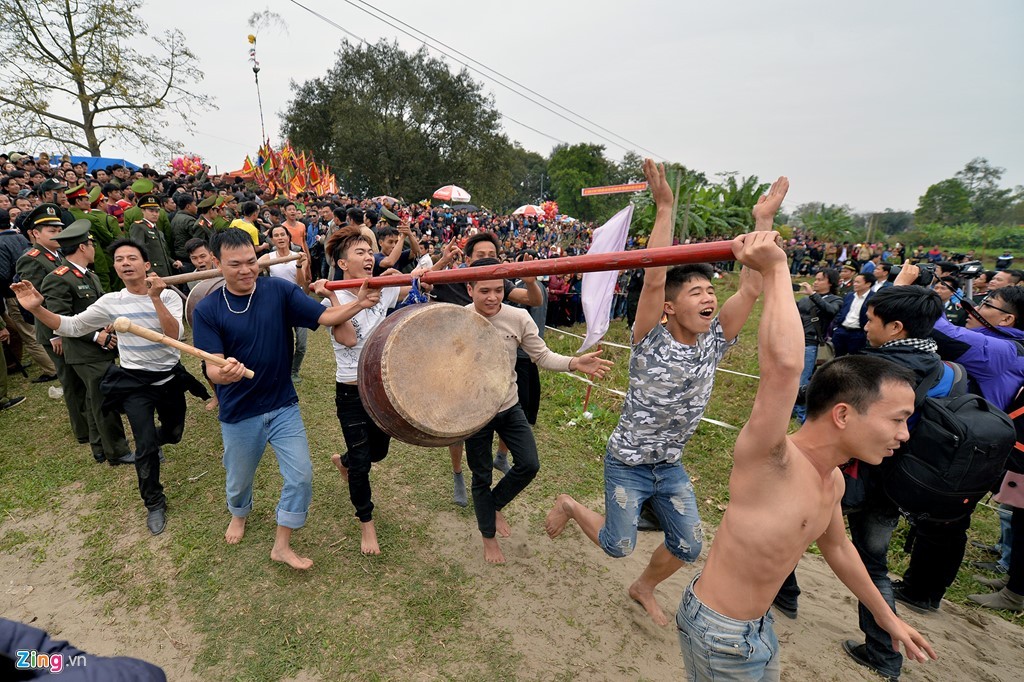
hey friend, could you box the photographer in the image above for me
[793,268,842,422]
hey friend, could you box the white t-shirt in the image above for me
[321,287,401,382]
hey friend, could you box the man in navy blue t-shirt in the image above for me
[193,228,377,570]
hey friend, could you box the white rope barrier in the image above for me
[544,325,761,380]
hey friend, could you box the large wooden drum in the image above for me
[358,303,510,447]
[184,276,226,327]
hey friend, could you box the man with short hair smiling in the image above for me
[13,239,207,535]
[191,228,385,570]
[988,268,1022,291]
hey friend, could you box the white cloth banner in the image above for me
[578,203,634,352]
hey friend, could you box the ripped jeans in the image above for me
[598,453,703,563]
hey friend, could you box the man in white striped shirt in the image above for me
[12,239,208,535]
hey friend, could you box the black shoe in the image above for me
[147,508,166,535]
[842,640,899,681]
[108,452,136,466]
[970,540,1000,557]
[0,396,26,411]
[31,373,58,383]
[971,560,1008,574]
[892,580,940,613]
[772,596,798,619]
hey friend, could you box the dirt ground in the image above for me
[3,488,1022,681]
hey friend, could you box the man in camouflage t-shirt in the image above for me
[545,159,788,625]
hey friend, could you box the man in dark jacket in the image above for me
[831,272,875,356]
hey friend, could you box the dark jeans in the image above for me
[466,404,539,538]
[832,326,867,357]
[335,382,390,523]
[774,570,801,612]
[1007,507,1024,594]
[847,497,902,678]
[900,511,973,602]
[514,356,540,425]
[121,380,187,510]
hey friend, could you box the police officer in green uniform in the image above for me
[211,195,232,232]
[128,195,179,278]
[16,204,90,443]
[41,220,133,465]
[121,179,173,245]
[66,182,116,291]
[88,186,125,290]
[193,196,218,243]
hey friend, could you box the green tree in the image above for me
[0,0,211,156]
[796,203,857,241]
[282,40,514,205]
[547,143,617,221]
[915,178,973,226]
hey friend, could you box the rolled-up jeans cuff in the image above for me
[276,506,307,529]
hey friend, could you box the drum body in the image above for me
[185,276,226,328]
[358,303,509,447]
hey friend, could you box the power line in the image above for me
[350,0,665,160]
[288,0,648,158]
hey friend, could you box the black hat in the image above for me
[137,194,160,210]
[38,178,67,194]
[23,203,64,229]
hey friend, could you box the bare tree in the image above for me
[0,0,214,156]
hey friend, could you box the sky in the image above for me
[101,0,1024,212]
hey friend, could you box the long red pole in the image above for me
[323,240,736,290]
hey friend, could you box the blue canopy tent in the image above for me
[68,156,142,172]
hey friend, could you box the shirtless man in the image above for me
[545,160,787,625]
[675,231,935,680]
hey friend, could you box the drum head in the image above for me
[185,276,225,327]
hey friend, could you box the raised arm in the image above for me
[718,177,789,340]
[632,159,674,344]
[731,231,804,465]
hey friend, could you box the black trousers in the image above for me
[466,404,539,538]
[121,380,187,510]
[900,510,974,602]
[335,382,390,523]
[514,356,541,425]
[832,326,867,357]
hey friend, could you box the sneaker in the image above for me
[971,560,1008,574]
[0,396,26,411]
[891,580,940,613]
[31,373,58,383]
[452,471,468,507]
[842,640,899,682]
[48,386,63,399]
[492,451,511,474]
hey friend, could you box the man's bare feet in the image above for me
[495,510,512,538]
[205,396,219,412]
[544,494,575,538]
[331,453,349,482]
[629,579,670,626]
[270,545,314,570]
[482,536,506,564]
[225,516,246,544]
[360,520,381,555]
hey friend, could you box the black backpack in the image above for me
[883,362,1016,522]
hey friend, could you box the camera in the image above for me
[889,262,936,286]
[958,260,984,278]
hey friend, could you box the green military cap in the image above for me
[214,195,229,208]
[24,203,65,228]
[380,207,401,227]
[53,219,93,249]
[88,185,104,206]
[131,178,154,195]
[65,182,87,200]
[137,194,160,210]
[197,196,217,209]
[38,178,67,194]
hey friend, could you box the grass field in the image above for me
[0,274,1019,680]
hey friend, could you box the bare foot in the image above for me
[270,545,314,570]
[544,494,574,538]
[360,520,381,555]
[225,516,246,544]
[205,396,219,412]
[331,453,349,482]
[482,536,506,564]
[495,510,512,538]
[629,579,670,626]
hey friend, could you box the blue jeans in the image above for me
[677,575,780,681]
[221,402,313,529]
[847,498,902,678]
[997,504,1013,572]
[793,345,817,422]
[599,454,703,563]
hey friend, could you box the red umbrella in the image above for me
[432,185,471,203]
[512,204,544,216]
